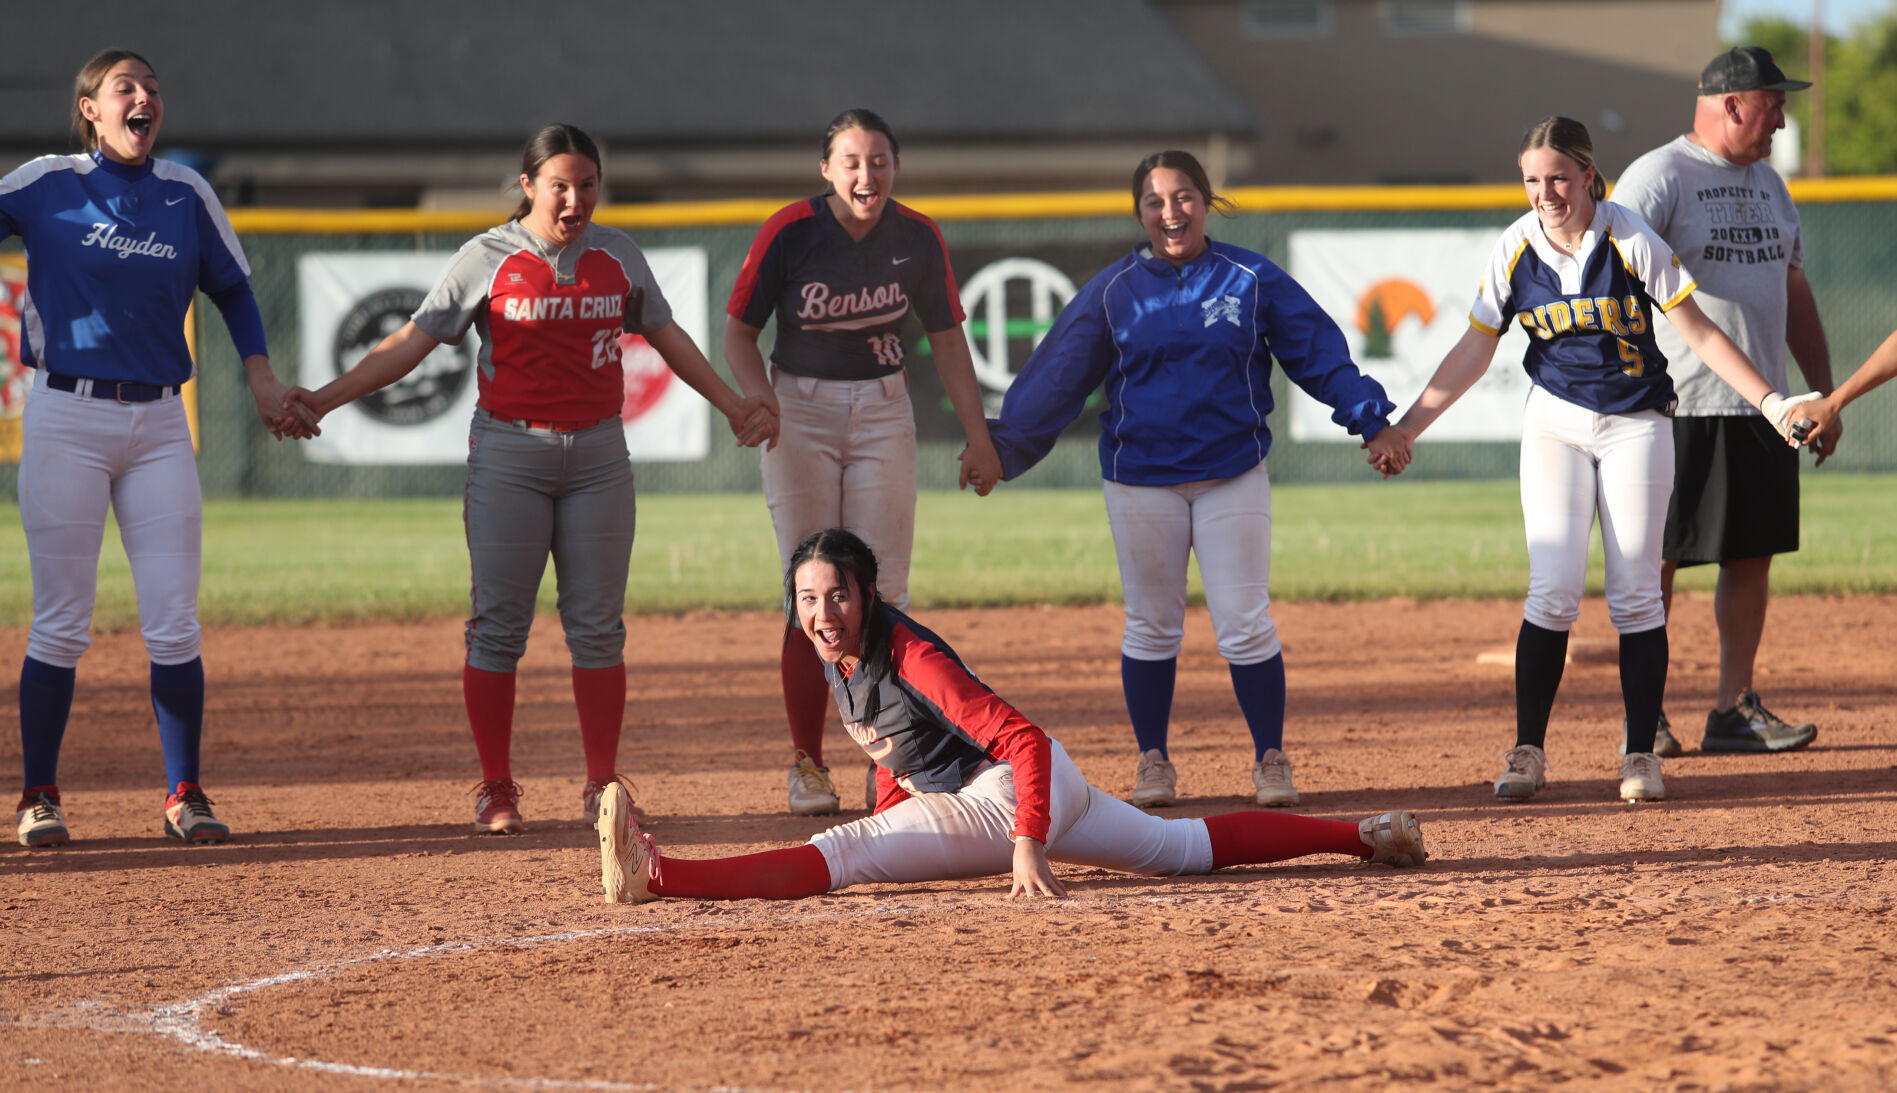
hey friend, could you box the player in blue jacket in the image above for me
[1373,117,1824,804]
[2,49,313,847]
[977,150,1407,810]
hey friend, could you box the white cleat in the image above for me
[1494,745,1548,801]
[1251,747,1299,807]
[1131,749,1177,807]
[1619,752,1666,802]
[1359,811,1427,867]
[787,751,840,816]
[598,781,658,904]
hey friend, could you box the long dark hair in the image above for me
[73,48,155,153]
[822,108,900,161]
[510,123,603,221]
[783,527,894,685]
[1519,116,1607,201]
[1131,150,1236,218]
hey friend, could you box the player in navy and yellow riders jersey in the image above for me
[290,124,775,834]
[1373,116,1829,805]
[724,109,1003,817]
[2,49,316,847]
[977,150,1408,812]
[596,528,1427,904]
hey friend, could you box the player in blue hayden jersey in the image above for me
[723,109,1004,817]
[979,150,1408,811]
[1,49,315,847]
[1373,116,1829,804]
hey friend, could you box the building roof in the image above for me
[1,1,1256,151]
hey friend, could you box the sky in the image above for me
[1719,0,1895,37]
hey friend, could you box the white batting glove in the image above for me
[1759,391,1822,441]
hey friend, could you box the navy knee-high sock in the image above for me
[19,656,76,791]
[1619,626,1668,755]
[151,658,206,791]
[1229,653,1287,760]
[1121,654,1176,757]
[1514,621,1569,749]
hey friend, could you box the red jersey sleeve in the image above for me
[889,627,1053,842]
[726,200,812,328]
[894,204,967,333]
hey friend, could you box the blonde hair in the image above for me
[1518,116,1607,201]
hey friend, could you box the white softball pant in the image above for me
[1103,460,1280,664]
[810,740,1215,889]
[18,377,202,668]
[760,369,917,611]
[1520,385,1674,634]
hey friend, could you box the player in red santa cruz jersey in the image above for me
[724,108,1004,817]
[291,124,776,833]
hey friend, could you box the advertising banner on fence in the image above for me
[0,256,28,462]
[1287,229,1531,442]
[296,248,710,464]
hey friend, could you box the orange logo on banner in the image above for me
[1355,278,1435,359]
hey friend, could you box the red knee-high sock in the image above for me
[650,843,831,900]
[782,625,831,764]
[463,665,517,783]
[1204,810,1369,868]
[573,664,626,783]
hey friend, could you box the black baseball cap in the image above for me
[1698,46,1812,94]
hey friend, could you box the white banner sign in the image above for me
[296,247,710,464]
[1287,229,1531,442]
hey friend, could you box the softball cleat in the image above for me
[472,778,525,834]
[16,788,69,848]
[1359,811,1427,867]
[787,751,840,816]
[164,783,230,843]
[1618,752,1666,802]
[1251,748,1299,807]
[1494,745,1548,801]
[1131,749,1177,808]
[598,781,658,904]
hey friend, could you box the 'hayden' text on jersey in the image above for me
[411,220,671,422]
[726,195,964,381]
[1470,201,1696,416]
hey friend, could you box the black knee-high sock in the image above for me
[1618,626,1669,754]
[1514,621,1569,748]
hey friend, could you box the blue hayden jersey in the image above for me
[0,152,252,386]
[1469,202,1696,416]
[987,240,1394,486]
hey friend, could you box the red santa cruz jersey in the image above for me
[726,196,965,381]
[412,220,672,421]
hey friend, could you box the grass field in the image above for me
[1,473,1893,629]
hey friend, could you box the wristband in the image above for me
[1011,835,1043,846]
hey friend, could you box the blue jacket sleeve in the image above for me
[207,282,269,359]
[1257,261,1395,439]
[985,275,1115,479]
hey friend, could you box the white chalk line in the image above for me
[9,902,944,1093]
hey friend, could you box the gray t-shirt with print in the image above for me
[1613,134,1802,416]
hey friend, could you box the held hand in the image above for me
[1760,390,1823,445]
[280,388,325,437]
[959,437,1004,496]
[1810,406,1843,467]
[1362,424,1414,479]
[247,368,319,440]
[724,395,779,449]
[1006,837,1068,900]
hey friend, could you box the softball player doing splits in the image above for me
[723,109,1003,816]
[982,151,1406,810]
[5,49,313,848]
[292,124,774,833]
[1374,117,1825,804]
[597,528,1425,903]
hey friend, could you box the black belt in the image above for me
[46,374,182,403]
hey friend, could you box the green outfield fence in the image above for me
[4,179,1896,499]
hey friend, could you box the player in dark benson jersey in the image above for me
[596,528,1428,903]
[291,124,776,834]
[1371,117,1827,805]
[724,109,1005,817]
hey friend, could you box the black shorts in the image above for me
[1662,415,1799,567]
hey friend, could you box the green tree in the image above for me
[1731,7,1897,176]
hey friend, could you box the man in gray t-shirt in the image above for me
[1613,46,1834,756]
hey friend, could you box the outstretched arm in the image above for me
[647,320,777,449]
[1391,326,1502,439]
[299,320,441,418]
[720,316,781,449]
[1666,296,1829,443]
[1814,328,1897,419]
[927,324,1002,494]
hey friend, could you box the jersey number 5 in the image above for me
[1616,338,1644,377]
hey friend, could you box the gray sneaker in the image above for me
[1494,745,1548,801]
[1620,712,1683,758]
[1131,749,1177,808]
[1701,691,1817,753]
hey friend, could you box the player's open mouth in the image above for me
[128,113,154,138]
[851,188,880,209]
[1161,222,1188,243]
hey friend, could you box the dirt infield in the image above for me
[3,595,1895,1092]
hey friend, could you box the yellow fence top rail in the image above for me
[225,176,1897,234]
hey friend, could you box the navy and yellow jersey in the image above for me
[824,603,1053,842]
[1470,202,1696,416]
